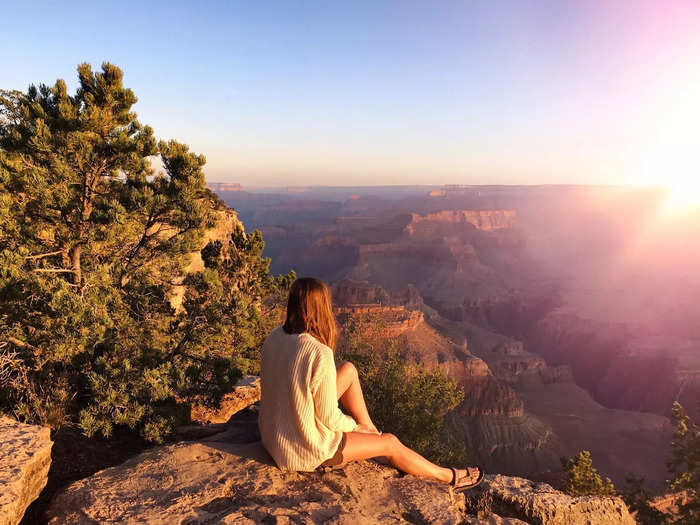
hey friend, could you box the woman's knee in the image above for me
[381,433,401,455]
[339,361,358,380]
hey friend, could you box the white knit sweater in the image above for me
[258,326,357,471]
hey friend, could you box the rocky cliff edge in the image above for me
[45,409,634,525]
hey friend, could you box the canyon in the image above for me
[220,183,696,489]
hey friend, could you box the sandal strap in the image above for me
[452,466,483,487]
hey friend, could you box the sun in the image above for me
[632,62,700,213]
[664,174,700,210]
[637,95,700,212]
[639,140,700,214]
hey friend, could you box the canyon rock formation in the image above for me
[332,280,561,480]
[170,208,243,311]
[404,209,518,235]
[525,309,700,420]
[0,417,53,525]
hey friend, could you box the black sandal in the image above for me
[449,466,485,492]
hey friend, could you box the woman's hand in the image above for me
[355,423,381,435]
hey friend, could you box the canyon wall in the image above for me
[170,208,243,311]
[332,281,562,479]
[405,209,517,235]
[524,310,700,419]
[332,279,423,310]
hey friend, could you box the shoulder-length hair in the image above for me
[283,277,337,350]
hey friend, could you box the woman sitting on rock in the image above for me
[258,277,484,491]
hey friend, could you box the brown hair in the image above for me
[283,277,337,349]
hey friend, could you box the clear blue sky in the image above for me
[2,0,699,187]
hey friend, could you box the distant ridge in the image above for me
[207,182,243,192]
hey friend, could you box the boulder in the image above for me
[0,416,53,525]
[470,474,635,525]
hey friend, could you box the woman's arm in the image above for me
[311,349,358,433]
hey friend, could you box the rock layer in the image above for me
[0,416,53,525]
[405,209,517,234]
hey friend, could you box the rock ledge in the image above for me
[0,416,53,525]
[46,415,634,524]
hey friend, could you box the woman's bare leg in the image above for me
[336,361,376,430]
[333,363,480,485]
[340,432,479,484]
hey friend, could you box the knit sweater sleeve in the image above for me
[311,345,357,433]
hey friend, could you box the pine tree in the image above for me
[0,63,289,442]
[622,476,669,525]
[668,402,699,524]
[561,450,617,497]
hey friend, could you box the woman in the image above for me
[258,277,484,491]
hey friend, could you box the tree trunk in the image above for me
[71,244,82,285]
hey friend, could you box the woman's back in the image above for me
[259,277,483,491]
[258,326,356,471]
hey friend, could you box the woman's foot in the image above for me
[449,466,484,492]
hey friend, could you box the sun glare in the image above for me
[665,176,700,209]
[636,70,700,214]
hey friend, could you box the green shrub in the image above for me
[668,401,700,524]
[560,450,616,497]
[0,63,291,442]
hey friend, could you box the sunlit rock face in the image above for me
[337,306,425,338]
[331,279,424,310]
[0,417,53,525]
[404,210,517,235]
[472,474,635,525]
[169,208,242,311]
[331,280,559,479]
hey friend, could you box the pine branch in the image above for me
[5,336,40,353]
[25,250,64,260]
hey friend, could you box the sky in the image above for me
[1,0,699,187]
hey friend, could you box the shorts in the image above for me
[320,433,347,467]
